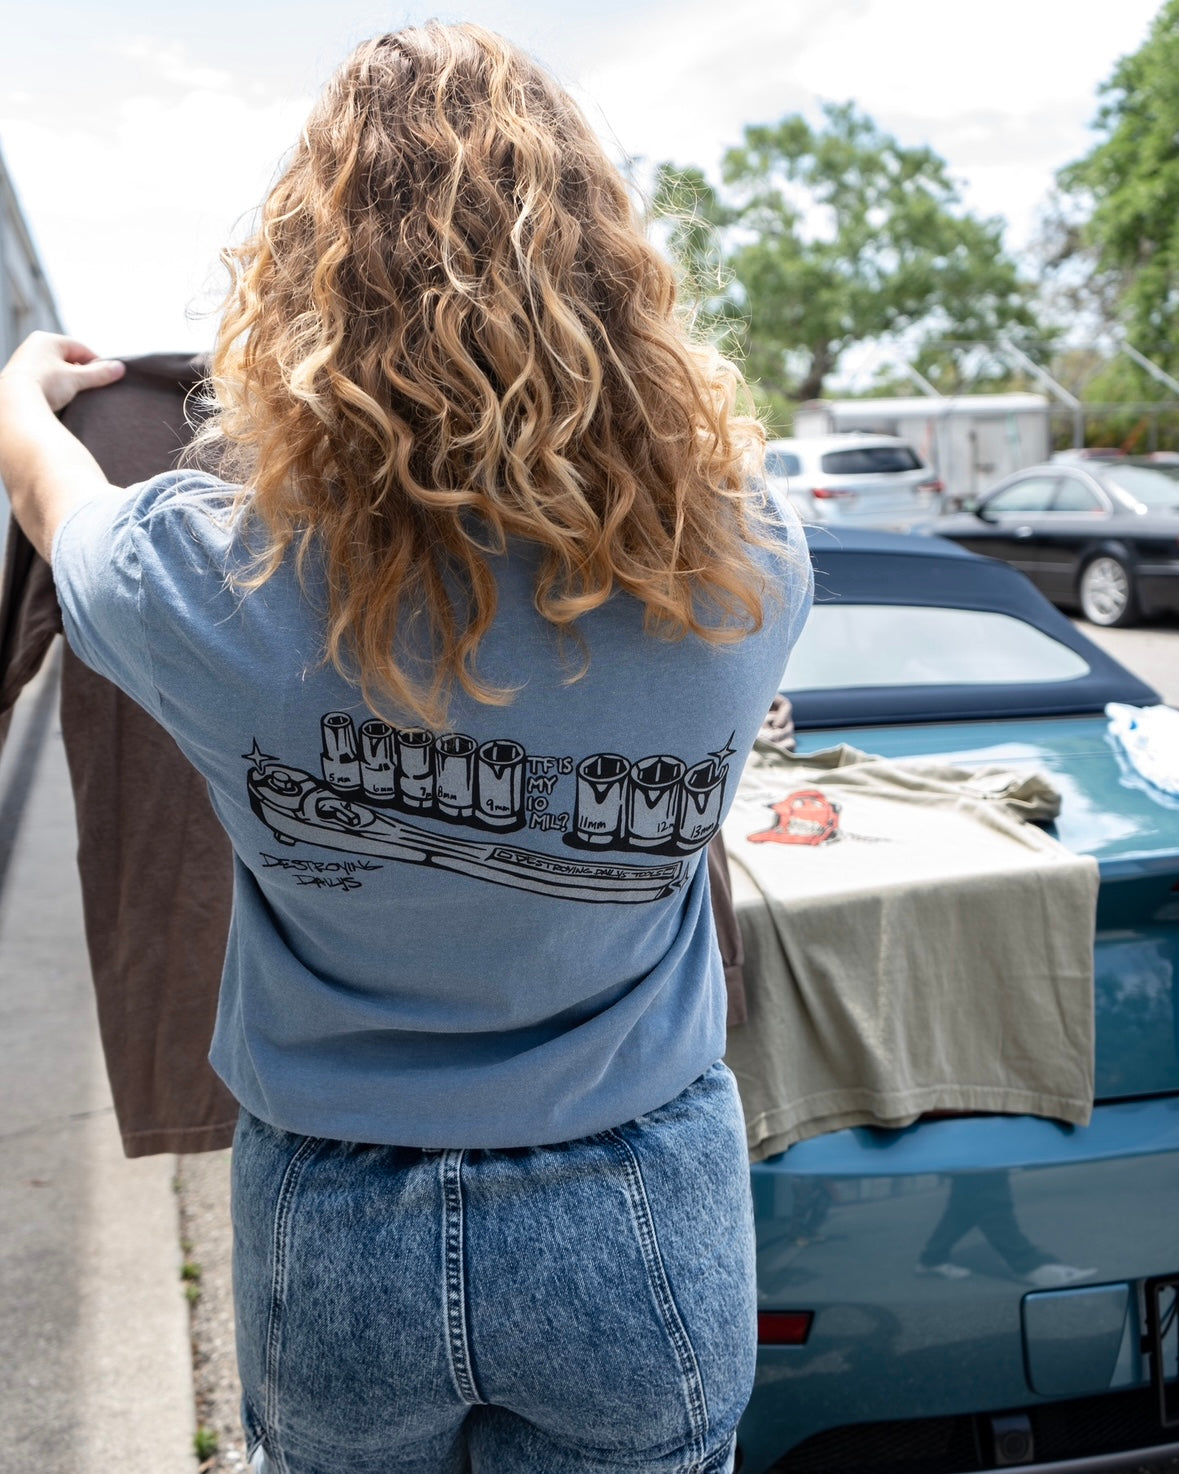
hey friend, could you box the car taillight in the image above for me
[810,487,855,500]
[757,1311,814,1345]
[918,477,944,494]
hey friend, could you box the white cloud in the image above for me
[1,44,311,354]
[793,0,1156,116]
[574,0,1160,245]
[575,0,873,177]
[0,0,1168,354]
[116,38,234,93]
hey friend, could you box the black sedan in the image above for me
[917,459,1179,627]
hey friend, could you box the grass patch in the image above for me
[193,1424,219,1460]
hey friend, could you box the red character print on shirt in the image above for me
[747,789,841,846]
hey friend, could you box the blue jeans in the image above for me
[232,1061,756,1474]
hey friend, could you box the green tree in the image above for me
[655,103,1042,422]
[1057,0,1179,369]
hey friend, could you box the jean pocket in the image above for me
[232,1114,330,1452]
[606,1067,758,1444]
[601,1126,714,1465]
[467,1076,756,1467]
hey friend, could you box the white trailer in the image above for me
[793,393,1051,505]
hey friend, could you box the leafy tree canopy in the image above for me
[1057,0,1179,370]
[655,102,1043,423]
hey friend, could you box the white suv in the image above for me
[765,433,943,528]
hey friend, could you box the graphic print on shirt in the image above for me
[748,789,842,846]
[741,785,891,847]
[243,715,735,904]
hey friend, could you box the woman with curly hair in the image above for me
[0,23,810,1473]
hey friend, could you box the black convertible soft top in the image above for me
[789,528,1160,729]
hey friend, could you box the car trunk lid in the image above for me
[811,468,939,520]
[795,714,1179,1101]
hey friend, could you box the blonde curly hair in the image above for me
[200,22,776,726]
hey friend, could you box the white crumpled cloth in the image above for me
[1106,703,1179,798]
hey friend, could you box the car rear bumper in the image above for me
[739,1397,1179,1473]
[738,1099,1179,1474]
[974,1440,1179,1474]
[1137,566,1179,616]
[1015,1437,1179,1473]
[794,498,940,531]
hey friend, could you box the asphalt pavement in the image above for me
[0,650,195,1473]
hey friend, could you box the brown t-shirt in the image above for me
[0,354,237,1156]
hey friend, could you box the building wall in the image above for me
[1,140,62,531]
[1,140,62,361]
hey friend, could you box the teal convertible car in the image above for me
[733,531,1179,1474]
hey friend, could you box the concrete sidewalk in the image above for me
[0,653,195,1472]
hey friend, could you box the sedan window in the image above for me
[1052,478,1104,513]
[820,446,922,474]
[1102,464,1179,510]
[783,605,1091,690]
[984,476,1058,514]
[766,450,803,477]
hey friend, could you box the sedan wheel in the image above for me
[1078,554,1139,627]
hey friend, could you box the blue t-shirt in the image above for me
[52,471,811,1146]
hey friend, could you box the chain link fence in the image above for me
[1050,402,1179,455]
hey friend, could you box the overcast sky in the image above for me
[0,0,1164,361]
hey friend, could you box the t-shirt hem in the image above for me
[741,1082,1095,1161]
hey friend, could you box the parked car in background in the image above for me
[1048,448,1129,465]
[918,459,1179,627]
[765,433,943,529]
[733,530,1179,1474]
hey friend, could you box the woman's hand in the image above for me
[0,331,125,413]
[0,333,123,562]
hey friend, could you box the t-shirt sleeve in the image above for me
[51,484,163,719]
[51,470,233,720]
[765,481,814,653]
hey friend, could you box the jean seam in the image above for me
[441,1147,484,1406]
[263,1133,323,1474]
[697,1432,736,1474]
[603,1128,709,1469]
[240,1393,264,1457]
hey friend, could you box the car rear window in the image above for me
[1103,464,1179,510]
[783,606,1090,690]
[820,446,922,474]
[765,450,802,477]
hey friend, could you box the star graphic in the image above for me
[709,730,737,770]
[242,739,279,775]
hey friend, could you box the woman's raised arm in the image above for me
[0,331,125,560]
